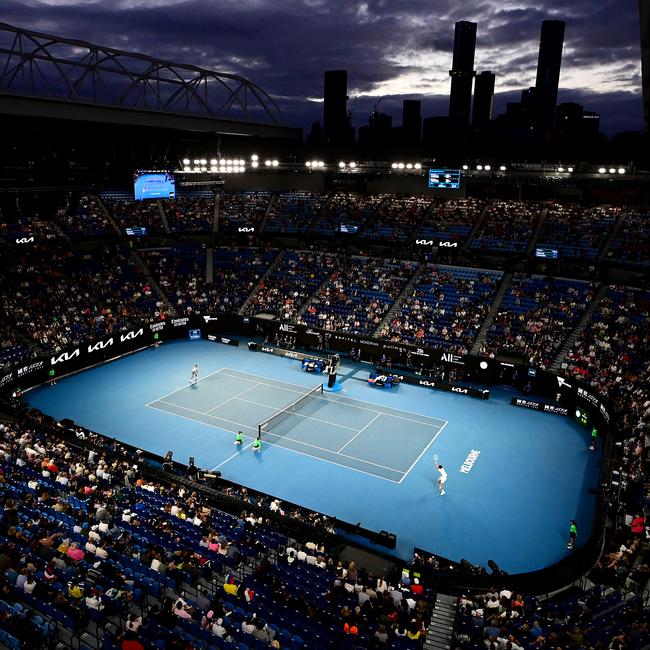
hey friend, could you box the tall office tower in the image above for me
[448,21,477,130]
[641,0,650,133]
[534,20,566,141]
[402,99,422,143]
[472,71,495,129]
[323,70,351,144]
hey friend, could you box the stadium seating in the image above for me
[219,191,271,236]
[165,192,214,232]
[101,193,166,234]
[310,192,383,237]
[381,265,503,354]
[482,274,594,366]
[57,194,116,238]
[415,198,483,247]
[470,200,540,254]
[607,211,650,267]
[263,192,326,235]
[299,257,418,335]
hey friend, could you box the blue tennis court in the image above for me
[23,338,602,572]
[147,367,447,482]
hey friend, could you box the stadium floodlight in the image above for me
[391,163,398,169]
[272,160,279,167]
[499,165,506,171]
[193,166,200,172]
[251,161,259,168]
[183,166,191,172]
[305,161,312,167]
[406,163,413,169]
[484,164,492,171]
[339,161,346,168]
[349,162,357,168]
[557,166,564,172]
[462,164,469,170]
[398,162,405,169]
[608,168,616,174]
[210,166,218,172]
[238,159,245,165]
[210,159,218,165]
[317,161,325,168]
[251,154,259,161]
[182,158,190,165]
[617,168,626,174]
[193,159,200,165]
[265,160,272,166]
[414,163,422,170]
[476,164,483,171]
[201,166,207,171]
[568,167,574,172]
[200,159,207,165]
[598,167,606,174]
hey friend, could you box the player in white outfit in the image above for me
[437,464,447,495]
[190,364,199,384]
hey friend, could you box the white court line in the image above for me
[397,420,449,485]
[211,441,255,470]
[205,383,261,414]
[148,400,401,483]
[236,396,362,432]
[145,368,230,406]
[217,368,446,427]
[152,400,255,432]
[336,412,382,453]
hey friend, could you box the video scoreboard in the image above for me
[428,169,461,189]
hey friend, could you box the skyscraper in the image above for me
[534,20,565,142]
[401,99,422,143]
[448,21,477,131]
[641,0,650,134]
[323,70,352,144]
[472,71,495,129]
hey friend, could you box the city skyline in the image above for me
[0,0,644,135]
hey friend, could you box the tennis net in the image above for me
[258,383,324,438]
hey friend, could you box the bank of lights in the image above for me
[391,162,422,171]
[182,157,247,173]
[338,161,357,169]
[265,159,279,167]
[557,167,574,173]
[305,161,326,168]
[598,167,626,175]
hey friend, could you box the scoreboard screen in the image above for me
[134,171,175,201]
[428,169,461,189]
[535,247,559,259]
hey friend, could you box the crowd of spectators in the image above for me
[311,193,383,238]
[245,250,338,320]
[165,193,214,233]
[481,275,594,367]
[299,257,417,335]
[0,243,166,354]
[102,194,166,234]
[219,192,271,236]
[606,211,650,268]
[453,584,648,650]
[415,198,483,247]
[380,266,502,355]
[470,201,541,254]
[56,194,116,238]
[264,193,326,235]
[362,195,432,243]
[538,205,618,260]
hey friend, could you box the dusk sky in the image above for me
[1,0,644,135]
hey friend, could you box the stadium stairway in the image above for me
[525,206,549,257]
[461,203,490,251]
[257,193,276,234]
[297,260,341,318]
[238,249,284,314]
[206,247,214,283]
[95,193,127,235]
[212,191,221,234]
[157,199,172,233]
[470,271,514,355]
[424,593,455,650]
[373,262,424,336]
[595,209,627,264]
[550,282,608,372]
[130,250,179,317]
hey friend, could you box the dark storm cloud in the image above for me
[0,0,643,134]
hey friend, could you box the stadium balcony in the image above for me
[469,200,541,254]
[380,265,503,355]
[263,192,326,236]
[299,257,418,335]
[165,192,215,233]
[245,250,339,320]
[482,274,595,367]
[538,204,619,260]
[218,191,271,237]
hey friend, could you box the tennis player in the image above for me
[190,364,199,384]
[437,464,447,496]
[252,435,262,452]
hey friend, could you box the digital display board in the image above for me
[134,171,175,200]
[125,227,147,236]
[428,169,461,189]
[339,223,359,234]
[535,247,559,259]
